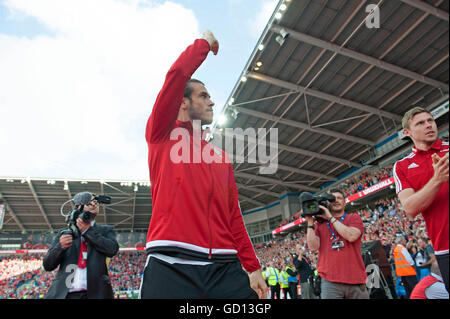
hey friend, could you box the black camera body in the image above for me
[299,192,336,216]
[63,209,95,237]
[62,194,111,237]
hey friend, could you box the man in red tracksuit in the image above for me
[139,30,267,299]
[393,107,449,293]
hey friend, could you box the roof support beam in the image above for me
[235,172,319,192]
[215,130,361,168]
[27,180,53,231]
[234,106,374,146]
[238,194,265,207]
[275,163,337,181]
[236,183,281,198]
[230,153,338,181]
[271,24,449,92]
[277,143,360,168]
[0,193,26,232]
[247,71,403,122]
[399,0,449,21]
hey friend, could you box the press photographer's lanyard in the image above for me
[327,213,346,240]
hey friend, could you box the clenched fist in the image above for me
[202,30,219,55]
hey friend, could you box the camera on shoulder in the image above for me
[299,192,336,222]
[60,192,111,237]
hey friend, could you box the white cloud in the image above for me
[248,0,277,38]
[0,0,201,180]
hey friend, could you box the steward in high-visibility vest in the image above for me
[266,266,281,299]
[393,239,419,298]
[280,270,290,299]
[394,244,417,277]
[280,271,289,289]
[266,267,280,286]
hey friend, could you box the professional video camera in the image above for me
[60,192,111,237]
[299,192,336,219]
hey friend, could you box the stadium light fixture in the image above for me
[256,61,263,67]
[280,4,287,11]
[275,28,289,47]
[258,44,264,51]
[230,108,239,120]
[218,114,227,126]
[241,76,247,82]
[275,12,282,20]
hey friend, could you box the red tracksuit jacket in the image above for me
[145,38,260,273]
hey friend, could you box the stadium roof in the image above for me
[1,0,449,233]
[0,178,152,233]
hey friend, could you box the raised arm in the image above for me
[145,31,218,143]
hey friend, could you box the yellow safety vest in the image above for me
[267,267,280,286]
[280,271,289,288]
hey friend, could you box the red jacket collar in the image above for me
[412,138,442,154]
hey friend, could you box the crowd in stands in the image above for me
[109,252,146,293]
[0,254,54,299]
[0,252,148,299]
[338,165,393,198]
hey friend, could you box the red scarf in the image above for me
[77,238,88,269]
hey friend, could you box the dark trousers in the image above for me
[139,256,258,299]
[401,275,418,299]
[288,282,298,299]
[66,291,88,299]
[436,253,449,293]
[270,284,280,299]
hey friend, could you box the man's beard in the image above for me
[330,205,344,214]
[189,104,212,125]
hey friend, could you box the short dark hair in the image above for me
[329,189,345,199]
[184,79,205,100]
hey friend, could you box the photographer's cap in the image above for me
[73,192,94,206]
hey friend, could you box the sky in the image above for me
[0,0,278,181]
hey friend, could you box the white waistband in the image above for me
[147,253,213,266]
[146,240,237,255]
[435,249,449,256]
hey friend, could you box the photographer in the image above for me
[43,192,119,299]
[305,189,369,299]
[291,244,315,299]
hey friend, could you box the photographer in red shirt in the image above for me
[393,106,449,293]
[305,189,368,299]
